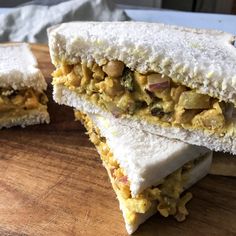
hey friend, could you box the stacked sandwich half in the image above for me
[48,22,236,234]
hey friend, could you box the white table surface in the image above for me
[0,7,236,35]
[125,9,236,34]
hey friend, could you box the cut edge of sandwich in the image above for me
[0,106,49,129]
[75,110,212,234]
[50,55,236,153]
[53,83,236,154]
[51,60,236,139]
[0,43,50,128]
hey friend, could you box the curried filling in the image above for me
[0,88,48,117]
[53,60,236,134]
[75,111,206,225]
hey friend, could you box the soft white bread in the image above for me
[0,107,49,129]
[48,21,236,105]
[53,84,236,154]
[91,113,210,196]
[88,113,212,234]
[0,43,47,91]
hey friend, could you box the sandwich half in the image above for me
[48,21,236,154]
[0,43,49,128]
[75,110,212,234]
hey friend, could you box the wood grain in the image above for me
[0,44,235,236]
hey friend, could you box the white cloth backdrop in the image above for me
[0,0,129,43]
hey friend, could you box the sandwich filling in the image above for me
[53,61,236,135]
[0,87,48,120]
[75,111,208,225]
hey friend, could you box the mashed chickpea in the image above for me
[53,61,232,134]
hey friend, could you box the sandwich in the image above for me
[48,21,236,154]
[75,110,212,234]
[0,43,49,128]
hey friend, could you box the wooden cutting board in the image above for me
[0,44,235,236]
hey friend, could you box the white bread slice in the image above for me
[48,21,236,105]
[90,113,210,196]
[123,156,212,234]
[0,107,49,129]
[53,84,236,154]
[83,112,212,234]
[105,153,212,234]
[0,43,49,128]
[0,43,47,91]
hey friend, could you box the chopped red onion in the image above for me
[147,74,170,91]
[106,103,123,118]
[118,175,129,185]
[148,81,170,90]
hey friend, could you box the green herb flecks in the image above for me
[121,69,134,92]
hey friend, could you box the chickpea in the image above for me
[73,64,83,77]
[104,77,124,97]
[134,72,147,86]
[65,71,81,87]
[82,63,92,81]
[25,97,39,109]
[61,64,72,75]
[92,63,105,81]
[102,60,125,77]
[96,77,124,97]
[80,64,92,88]
[11,95,25,106]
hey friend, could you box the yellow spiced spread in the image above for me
[0,87,48,121]
[53,60,236,136]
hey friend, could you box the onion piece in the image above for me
[117,175,129,185]
[105,102,124,118]
[147,74,170,91]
